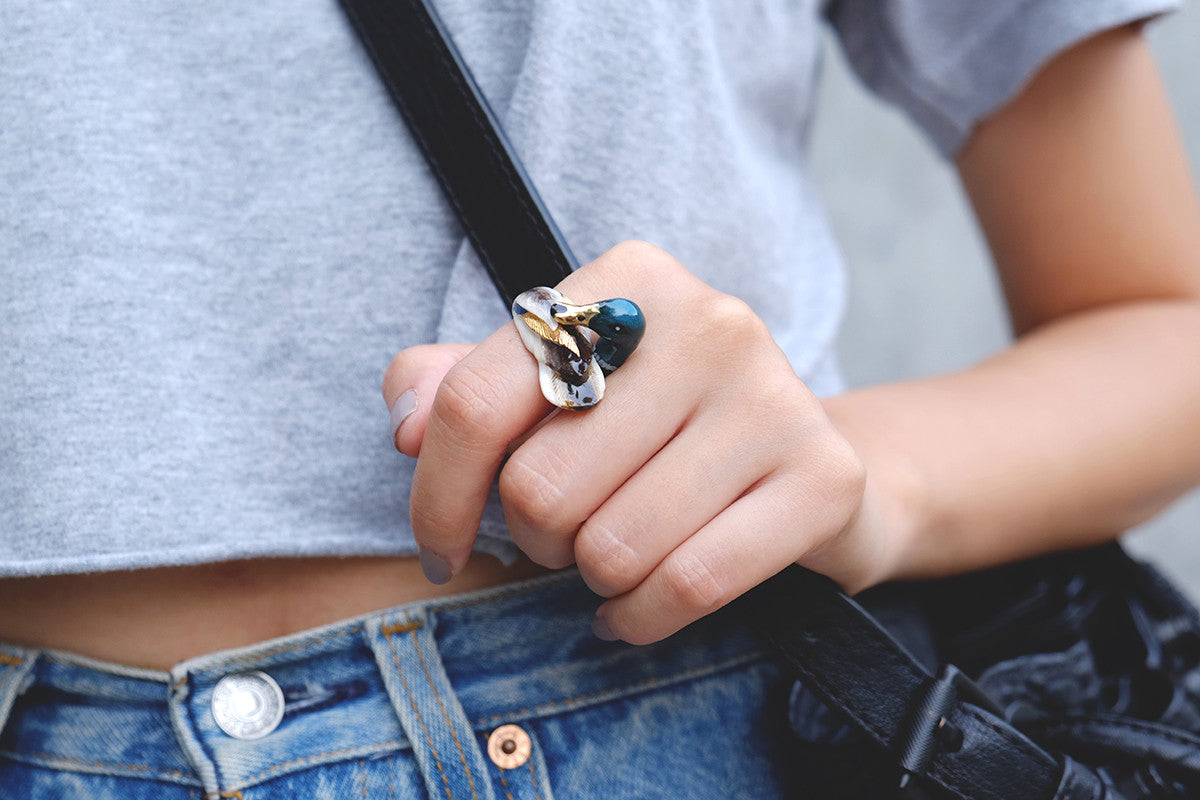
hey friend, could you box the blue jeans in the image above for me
[0,571,800,799]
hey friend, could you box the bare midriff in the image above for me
[0,555,552,670]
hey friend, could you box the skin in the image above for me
[1,26,1198,667]
[386,25,1200,644]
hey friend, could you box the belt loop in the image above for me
[166,667,222,798]
[364,608,496,800]
[0,645,39,737]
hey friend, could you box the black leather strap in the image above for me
[741,566,1073,799]
[338,0,576,309]
[339,4,1086,798]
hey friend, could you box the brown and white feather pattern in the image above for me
[512,287,605,409]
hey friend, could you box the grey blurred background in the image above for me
[811,7,1200,597]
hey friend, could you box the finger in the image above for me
[497,255,715,566]
[409,323,550,574]
[594,473,852,645]
[498,356,697,568]
[382,343,477,456]
[569,411,775,597]
[411,241,698,578]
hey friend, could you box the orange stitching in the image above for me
[382,620,423,636]
[220,792,244,799]
[360,759,369,798]
[412,630,479,800]
[237,740,402,786]
[526,757,544,800]
[498,768,515,800]
[0,655,24,666]
[388,633,454,800]
[471,650,768,727]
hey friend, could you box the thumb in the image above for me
[382,342,477,456]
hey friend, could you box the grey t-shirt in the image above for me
[0,0,1176,575]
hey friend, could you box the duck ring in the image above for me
[512,287,645,410]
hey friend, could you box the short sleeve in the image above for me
[824,0,1182,157]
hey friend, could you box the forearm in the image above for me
[825,299,1200,586]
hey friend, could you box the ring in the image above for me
[512,287,645,410]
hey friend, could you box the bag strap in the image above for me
[337,2,1095,797]
[743,567,1088,799]
[337,0,577,308]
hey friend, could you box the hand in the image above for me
[383,241,874,644]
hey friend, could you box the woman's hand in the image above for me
[384,28,1200,647]
[383,241,880,644]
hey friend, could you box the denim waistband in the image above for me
[0,571,769,797]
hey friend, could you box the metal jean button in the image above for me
[211,671,285,740]
[487,724,532,769]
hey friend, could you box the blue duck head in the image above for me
[552,298,645,374]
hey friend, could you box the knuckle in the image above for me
[431,361,504,444]
[754,373,817,421]
[575,518,641,594]
[597,240,692,288]
[659,552,730,614]
[773,438,866,539]
[817,434,868,506]
[702,293,769,342]
[609,239,670,266]
[381,347,418,399]
[498,453,573,532]
[516,532,576,570]
[382,343,445,396]
[838,444,868,499]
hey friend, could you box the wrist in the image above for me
[818,394,938,590]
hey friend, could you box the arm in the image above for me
[384,25,1200,644]
[822,25,1200,585]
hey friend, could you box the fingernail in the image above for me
[389,390,417,444]
[418,545,453,585]
[591,615,618,642]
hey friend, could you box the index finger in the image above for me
[409,322,549,579]
[410,241,677,581]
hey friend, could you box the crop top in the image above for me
[0,0,1176,574]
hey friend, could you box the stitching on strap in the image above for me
[386,626,455,800]
[498,768,515,800]
[412,630,479,800]
[382,621,424,637]
[526,756,544,800]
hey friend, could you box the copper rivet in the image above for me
[487,724,532,769]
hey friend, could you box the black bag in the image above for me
[338,1,1200,795]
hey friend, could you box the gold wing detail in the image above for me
[517,311,581,358]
